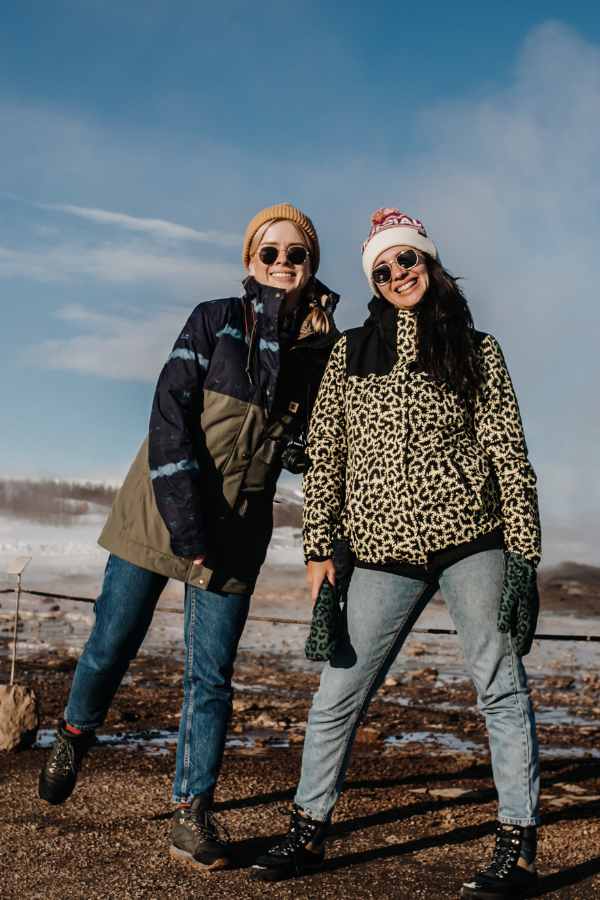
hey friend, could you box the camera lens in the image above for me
[281,445,308,475]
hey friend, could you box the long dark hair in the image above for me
[416,256,481,400]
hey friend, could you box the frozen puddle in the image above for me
[35,728,179,756]
[539,745,600,759]
[384,729,600,760]
[385,695,599,730]
[35,727,293,756]
[535,707,600,728]
[385,730,487,755]
[34,725,600,759]
[34,727,486,756]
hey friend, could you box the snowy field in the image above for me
[1,478,599,686]
[0,482,307,662]
[0,480,305,588]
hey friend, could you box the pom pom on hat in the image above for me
[242,203,320,273]
[361,207,438,295]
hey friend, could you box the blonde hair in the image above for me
[300,277,331,337]
[249,219,330,337]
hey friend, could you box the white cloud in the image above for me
[14,21,600,416]
[358,20,600,559]
[6,19,600,565]
[0,241,240,291]
[22,304,192,381]
[40,202,242,247]
[379,21,600,470]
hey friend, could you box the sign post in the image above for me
[6,557,32,685]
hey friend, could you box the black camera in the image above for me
[261,434,308,474]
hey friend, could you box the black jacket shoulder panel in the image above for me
[473,329,489,349]
[344,324,372,379]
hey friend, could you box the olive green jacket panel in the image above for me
[302,315,541,566]
[98,390,272,593]
[98,437,201,583]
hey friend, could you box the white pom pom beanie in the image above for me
[361,207,438,295]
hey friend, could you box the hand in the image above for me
[306,559,336,603]
[497,552,539,656]
[183,555,205,566]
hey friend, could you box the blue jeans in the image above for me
[295,550,540,827]
[65,553,250,802]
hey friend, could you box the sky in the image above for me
[1,1,600,563]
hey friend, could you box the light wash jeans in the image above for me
[295,549,540,827]
[65,553,250,803]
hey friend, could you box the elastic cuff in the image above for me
[304,549,335,563]
[171,541,205,558]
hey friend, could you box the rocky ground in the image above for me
[2,490,600,896]
[1,640,600,900]
[1,561,600,898]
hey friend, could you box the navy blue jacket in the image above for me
[136,276,340,592]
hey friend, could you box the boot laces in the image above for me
[270,805,317,857]
[185,807,230,846]
[482,825,523,879]
[267,804,321,876]
[48,736,79,776]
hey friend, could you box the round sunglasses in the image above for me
[372,248,420,285]
[258,245,309,266]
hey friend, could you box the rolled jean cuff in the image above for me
[498,816,540,827]
[63,714,97,732]
[172,792,212,805]
[292,800,330,824]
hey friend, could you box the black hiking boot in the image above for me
[170,794,230,870]
[461,823,538,899]
[248,804,328,882]
[38,721,96,805]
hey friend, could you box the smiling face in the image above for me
[373,244,429,310]
[248,220,311,305]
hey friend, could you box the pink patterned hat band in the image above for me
[361,207,428,254]
[361,206,438,295]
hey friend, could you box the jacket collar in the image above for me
[242,276,285,326]
[242,276,340,346]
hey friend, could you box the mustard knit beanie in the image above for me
[242,203,320,274]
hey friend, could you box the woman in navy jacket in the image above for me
[38,204,340,872]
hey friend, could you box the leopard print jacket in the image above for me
[302,310,541,566]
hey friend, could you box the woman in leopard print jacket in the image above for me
[250,208,541,897]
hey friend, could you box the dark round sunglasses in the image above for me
[258,245,308,266]
[372,248,420,285]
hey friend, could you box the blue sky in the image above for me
[1,1,600,560]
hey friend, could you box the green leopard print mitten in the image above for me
[305,578,342,662]
[497,552,539,657]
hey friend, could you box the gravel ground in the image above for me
[2,740,600,899]
[2,646,600,900]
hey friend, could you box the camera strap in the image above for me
[242,293,269,433]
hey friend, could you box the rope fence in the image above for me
[2,587,599,643]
